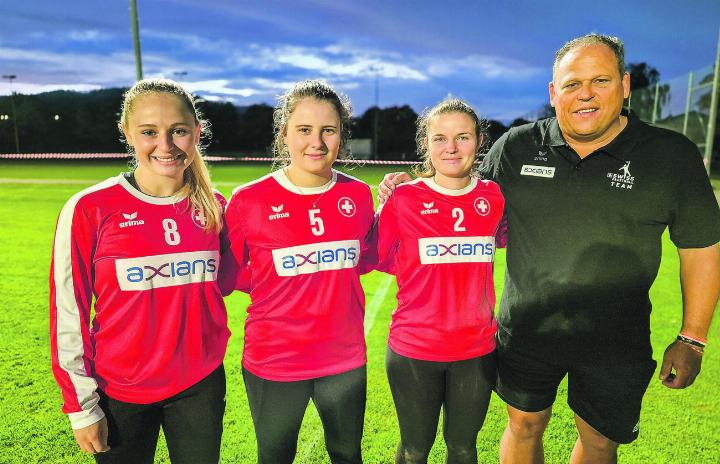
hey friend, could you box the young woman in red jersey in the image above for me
[376,98,506,464]
[223,80,375,464]
[50,79,230,464]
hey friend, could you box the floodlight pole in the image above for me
[130,0,143,81]
[703,28,720,173]
[2,74,20,153]
[371,66,380,160]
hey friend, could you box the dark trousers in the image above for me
[386,348,496,464]
[95,364,226,464]
[242,365,366,464]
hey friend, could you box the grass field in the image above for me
[0,160,718,463]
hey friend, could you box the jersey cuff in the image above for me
[68,404,105,430]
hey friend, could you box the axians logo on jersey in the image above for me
[418,236,495,264]
[119,212,145,228]
[473,197,491,216]
[115,250,219,291]
[269,204,290,221]
[192,209,207,228]
[420,202,439,215]
[337,197,356,217]
[606,161,635,190]
[271,240,360,276]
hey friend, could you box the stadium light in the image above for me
[2,74,20,153]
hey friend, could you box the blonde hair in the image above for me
[271,79,353,168]
[413,97,487,178]
[119,78,222,233]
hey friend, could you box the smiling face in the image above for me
[283,97,341,186]
[549,44,630,147]
[427,112,479,188]
[123,92,200,190]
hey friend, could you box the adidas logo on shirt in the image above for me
[119,212,145,228]
[268,204,290,221]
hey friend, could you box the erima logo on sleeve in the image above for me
[271,240,360,276]
[520,165,555,178]
[119,212,145,228]
[116,251,219,290]
[420,202,439,215]
[269,204,290,220]
[418,236,495,264]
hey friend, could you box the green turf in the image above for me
[0,160,718,463]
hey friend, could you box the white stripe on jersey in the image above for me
[418,236,495,264]
[118,175,186,205]
[116,251,219,291]
[271,240,361,276]
[419,176,479,196]
[53,176,119,427]
[273,169,337,194]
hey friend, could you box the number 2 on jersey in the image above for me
[309,209,325,236]
[452,208,466,232]
[162,218,181,245]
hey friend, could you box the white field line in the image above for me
[297,273,394,462]
[0,178,100,184]
[364,274,394,337]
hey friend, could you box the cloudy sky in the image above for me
[1,0,718,122]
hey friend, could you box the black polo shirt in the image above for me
[481,111,720,353]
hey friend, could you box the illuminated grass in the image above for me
[0,160,717,463]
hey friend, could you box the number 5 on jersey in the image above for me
[309,209,324,236]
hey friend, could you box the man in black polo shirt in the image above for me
[480,33,720,463]
[379,33,720,463]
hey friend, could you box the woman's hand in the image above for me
[73,417,110,454]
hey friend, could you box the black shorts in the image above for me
[494,327,656,444]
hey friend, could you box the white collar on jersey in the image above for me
[273,168,338,195]
[421,176,478,196]
[118,174,187,205]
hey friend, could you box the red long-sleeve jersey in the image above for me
[50,175,230,429]
[377,177,505,362]
[224,169,375,381]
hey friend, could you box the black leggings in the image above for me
[386,347,496,464]
[95,364,226,464]
[242,365,366,464]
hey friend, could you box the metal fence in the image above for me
[628,32,720,172]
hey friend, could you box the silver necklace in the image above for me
[284,167,334,208]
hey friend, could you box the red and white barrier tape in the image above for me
[0,153,418,165]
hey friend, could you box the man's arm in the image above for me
[659,244,720,388]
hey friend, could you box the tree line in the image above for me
[2,63,697,161]
[0,88,518,159]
